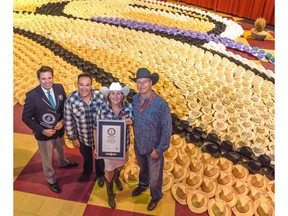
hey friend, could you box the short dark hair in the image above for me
[77,73,92,84]
[37,66,54,78]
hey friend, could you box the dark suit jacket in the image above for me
[22,84,66,141]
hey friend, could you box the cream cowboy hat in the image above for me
[199,177,218,198]
[187,190,209,214]
[215,187,238,208]
[162,170,174,192]
[232,196,255,216]
[207,198,232,216]
[185,171,203,190]
[171,183,188,205]
[101,82,130,97]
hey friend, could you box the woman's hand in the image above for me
[125,117,133,125]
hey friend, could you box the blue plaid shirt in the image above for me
[64,89,105,147]
[132,91,172,155]
[94,101,133,151]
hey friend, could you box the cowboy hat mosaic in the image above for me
[14,0,274,215]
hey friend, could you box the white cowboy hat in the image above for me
[162,170,174,192]
[171,183,188,205]
[187,190,209,214]
[215,187,238,208]
[101,82,130,97]
[207,198,232,216]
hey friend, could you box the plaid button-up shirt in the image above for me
[64,89,105,147]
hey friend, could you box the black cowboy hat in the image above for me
[192,126,207,139]
[201,143,222,158]
[185,132,204,147]
[204,132,221,145]
[223,152,243,164]
[258,154,272,168]
[236,146,257,161]
[265,168,275,180]
[243,160,265,175]
[130,68,159,85]
[219,140,233,153]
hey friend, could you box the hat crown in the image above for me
[236,197,250,213]
[192,194,205,208]
[204,164,218,177]
[187,173,201,185]
[201,178,214,192]
[190,159,202,172]
[176,185,187,199]
[251,174,265,187]
[109,82,123,91]
[212,202,226,216]
[232,165,245,178]
[220,188,233,201]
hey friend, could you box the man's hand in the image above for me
[43,129,56,137]
[54,120,64,130]
[150,149,160,159]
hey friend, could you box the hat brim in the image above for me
[101,85,130,97]
[130,73,159,85]
[187,191,209,214]
[207,198,231,216]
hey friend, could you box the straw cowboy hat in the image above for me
[164,158,175,173]
[199,177,218,198]
[172,164,189,183]
[185,171,203,190]
[203,164,221,180]
[171,134,185,149]
[123,163,140,185]
[175,151,191,168]
[217,171,235,188]
[266,180,275,194]
[187,190,209,214]
[101,82,130,97]
[231,164,249,181]
[247,173,268,191]
[215,187,238,208]
[254,198,275,216]
[232,196,255,216]
[233,180,250,196]
[171,183,188,205]
[189,158,204,174]
[130,68,159,85]
[197,152,216,165]
[181,143,200,158]
[162,170,174,192]
[248,187,264,201]
[215,157,233,173]
[164,146,178,161]
[207,198,232,216]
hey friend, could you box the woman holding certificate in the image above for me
[93,82,133,209]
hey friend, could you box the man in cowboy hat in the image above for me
[130,68,172,211]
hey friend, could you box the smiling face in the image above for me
[77,76,92,100]
[136,78,152,96]
[108,91,124,107]
[38,71,54,90]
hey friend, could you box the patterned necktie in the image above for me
[47,90,56,109]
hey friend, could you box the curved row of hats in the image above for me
[123,133,274,215]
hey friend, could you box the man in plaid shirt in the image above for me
[64,73,105,186]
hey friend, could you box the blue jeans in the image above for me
[134,148,164,200]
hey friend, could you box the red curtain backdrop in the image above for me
[262,0,275,25]
[198,0,218,10]
[181,0,199,5]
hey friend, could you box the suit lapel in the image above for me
[36,85,55,110]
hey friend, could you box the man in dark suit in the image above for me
[22,66,78,193]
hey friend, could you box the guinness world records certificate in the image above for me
[96,120,126,159]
